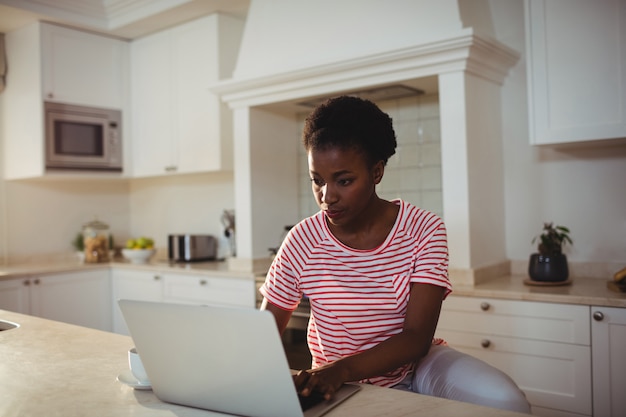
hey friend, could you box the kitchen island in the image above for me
[0,309,528,417]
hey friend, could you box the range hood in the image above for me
[212,0,520,285]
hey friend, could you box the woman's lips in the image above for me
[325,209,343,220]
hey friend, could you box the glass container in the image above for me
[82,219,110,263]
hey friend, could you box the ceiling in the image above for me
[0,0,249,39]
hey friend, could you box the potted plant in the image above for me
[71,232,85,263]
[528,222,573,282]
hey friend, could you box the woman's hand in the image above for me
[294,365,348,401]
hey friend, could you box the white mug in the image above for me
[128,347,150,384]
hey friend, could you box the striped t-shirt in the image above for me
[260,199,452,387]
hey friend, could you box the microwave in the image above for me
[45,101,123,171]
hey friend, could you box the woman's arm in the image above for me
[261,297,293,335]
[295,282,446,400]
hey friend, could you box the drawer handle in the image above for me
[593,311,604,322]
[23,280,30,286]
[481,339,491,348]
[480,302,490,311]
[153,275,161,281]
[199,280,208,286]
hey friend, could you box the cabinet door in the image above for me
[170,17,220,174]
[41,23,127,108]
[130,30,175,177]
[437,296,592,416]
[525,0,626,145]
[0,277,31,314]
[162,273,255,308]
[111,269,164,335]
[591,306,626,417]
[30,269,112,332]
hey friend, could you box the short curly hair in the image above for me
[302,96,397,166]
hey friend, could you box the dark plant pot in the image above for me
[528,253,569,282]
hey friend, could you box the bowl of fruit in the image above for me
[122,237,156,264]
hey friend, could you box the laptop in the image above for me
[118,299,360,417]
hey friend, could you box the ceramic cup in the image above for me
[128,347,150,384]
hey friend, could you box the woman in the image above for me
[260,96,530,414]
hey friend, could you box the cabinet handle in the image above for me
[480,302,490,311]
[164,166,177,172]
[593,311,604,321]
[23,280,30,286]
[199,279,208,286]
[33,279,40,285]
[153,275,161,281]
[481,339,491,348]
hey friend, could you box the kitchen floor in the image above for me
[282,328,311,370]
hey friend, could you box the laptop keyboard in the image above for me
[298,390,327,411]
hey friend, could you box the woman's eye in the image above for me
[338,178,353,186]
[311,178,324,187]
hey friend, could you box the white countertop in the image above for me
[0,309,528,417]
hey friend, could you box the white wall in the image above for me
[127,172,235,255]
[2,179,130,263]
[492,1,626,268]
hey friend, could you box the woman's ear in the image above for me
[373,160,385,184]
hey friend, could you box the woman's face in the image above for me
[308,146,383,228]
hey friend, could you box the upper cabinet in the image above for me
[41,24,127,109]
[129,14,244,177]
[1,22,128,180]
[525,0,626,145]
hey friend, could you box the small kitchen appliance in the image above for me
[45,101,122,171]
[168,234,217,262]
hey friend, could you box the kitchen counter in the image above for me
[453,275,626,308]
[0,258,261,281]
[2,260,624,308]
[0,309,528,417]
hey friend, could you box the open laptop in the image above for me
[118,299,360,417]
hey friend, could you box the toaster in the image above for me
[168,234,217,262]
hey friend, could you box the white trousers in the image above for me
[392,345,531,414]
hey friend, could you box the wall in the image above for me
[492,1,626,273]
[127,172,235,257]
[1,178,130,263]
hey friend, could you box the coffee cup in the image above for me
[128,347,150,384]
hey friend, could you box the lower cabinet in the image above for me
[436,296,592,417]
[0,269,112,332]
[111,269,164,335]
[591,306,626,417]
[111,268,256,335]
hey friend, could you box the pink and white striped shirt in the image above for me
[260,199,452,387]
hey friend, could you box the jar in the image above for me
[82,219,110,263]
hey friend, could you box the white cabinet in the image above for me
[1,22,128,179]
[129,14,243,177]
[0,278,31,314]
[591,306,626,417]
[111,267,256,335]
[0,269,112,332]
[111,269,164,335]
[41,24,127,109]
[525,0,626,145]
[162,273,255,308]
[436,296,592,416]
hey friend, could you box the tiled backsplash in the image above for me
[296,93,442,219]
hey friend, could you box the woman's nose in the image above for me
[321,184,337,204]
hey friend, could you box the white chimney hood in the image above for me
[211,0,519,285]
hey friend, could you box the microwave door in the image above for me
[46,112,113,169]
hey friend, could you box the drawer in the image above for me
[436,329,592,416]
[438,296,590,345]
[163,274,255,308]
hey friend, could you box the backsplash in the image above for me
[296,93,442,219]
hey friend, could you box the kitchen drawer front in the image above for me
[163,274,255,308]
[437,329,592,416]
[438,296,590,345]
